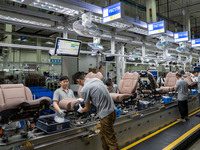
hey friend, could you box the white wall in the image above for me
[79,54,97,73]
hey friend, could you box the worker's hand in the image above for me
[77,98,84,102]
[58,109,66,117]
[77,104,83,113]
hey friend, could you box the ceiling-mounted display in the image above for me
[103,2,124,23]
[54,38,81,57]
[174,31,189,42]
[148,20,165,35]
[191,39,200,47]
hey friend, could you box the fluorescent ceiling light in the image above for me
[10,0,83,16]
[101,34,112,39]
[115,35,132,42]
[30,1,82,16]
[9,0,22,2]
[45,41,54,45]
[92,15,103,23]
[0,14,51,27]
[57,26,64,30]
[128,27,148,35]
[131,40,143,44]
[67,27,74,31]
[108,22,132,29]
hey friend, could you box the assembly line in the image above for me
[1,0,200,150]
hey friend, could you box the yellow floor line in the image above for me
[163,123,200,150]
[121,108,200,150]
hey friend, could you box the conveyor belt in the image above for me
[121,109,200,150]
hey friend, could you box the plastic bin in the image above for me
[40,108,55,115]
[190,90,198,95]
[116,109,120,117]
[162,96,173,103]
[137,100,151,110]
[36,114,70,134]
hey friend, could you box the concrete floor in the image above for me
[187,138,200,150]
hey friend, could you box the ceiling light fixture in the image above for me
[128,27,148,35]
[0,14,51,27]
[30,1,82,16]
[10,0,82,16]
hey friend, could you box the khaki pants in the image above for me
[100,110,120,150]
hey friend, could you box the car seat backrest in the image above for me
[85,72,103,80]
[184,72,193,85]
[164,72,177,87]
[78,72,103,98]
[147,72,159,89]
[0,88,4,107]
[0,84,27,105]
[25,87,33,101]
[118,72,139,94]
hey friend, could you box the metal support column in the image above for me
[163,49,168,60]
[36,38,41,74]
[4,24,12,62]
[190,52,193,71]
[146,0,157,23]
[105,62,108,80]
[178,53,181,61]
[116,45,121,85]
[96,54,100,72]
[121,43,125,75]
[111,32,115,54]
[199,53,200,66]
[184,63,186,72]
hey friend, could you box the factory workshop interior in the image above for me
[1,0,200,150]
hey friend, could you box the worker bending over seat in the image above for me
[73,72,120,150]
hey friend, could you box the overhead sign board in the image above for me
[103,2,123,23]
[191,39,200,47]
[174,31,189,42]
[148,20,165,35]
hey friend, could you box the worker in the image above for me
[8,75,16,84]
[191,70,199,82]
[43,70,50,78]
[73,72,120,150]
[157,73,165,87]
[198,72,200,105]
[196,72,200,117]
[53,76,75,122]
[105,78,118,93]
[174,73,189,122]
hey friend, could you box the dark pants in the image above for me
[100,110,120,150]
[178,100,188,119]
[199,93,200,105]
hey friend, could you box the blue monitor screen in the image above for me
[55,38,81,57]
